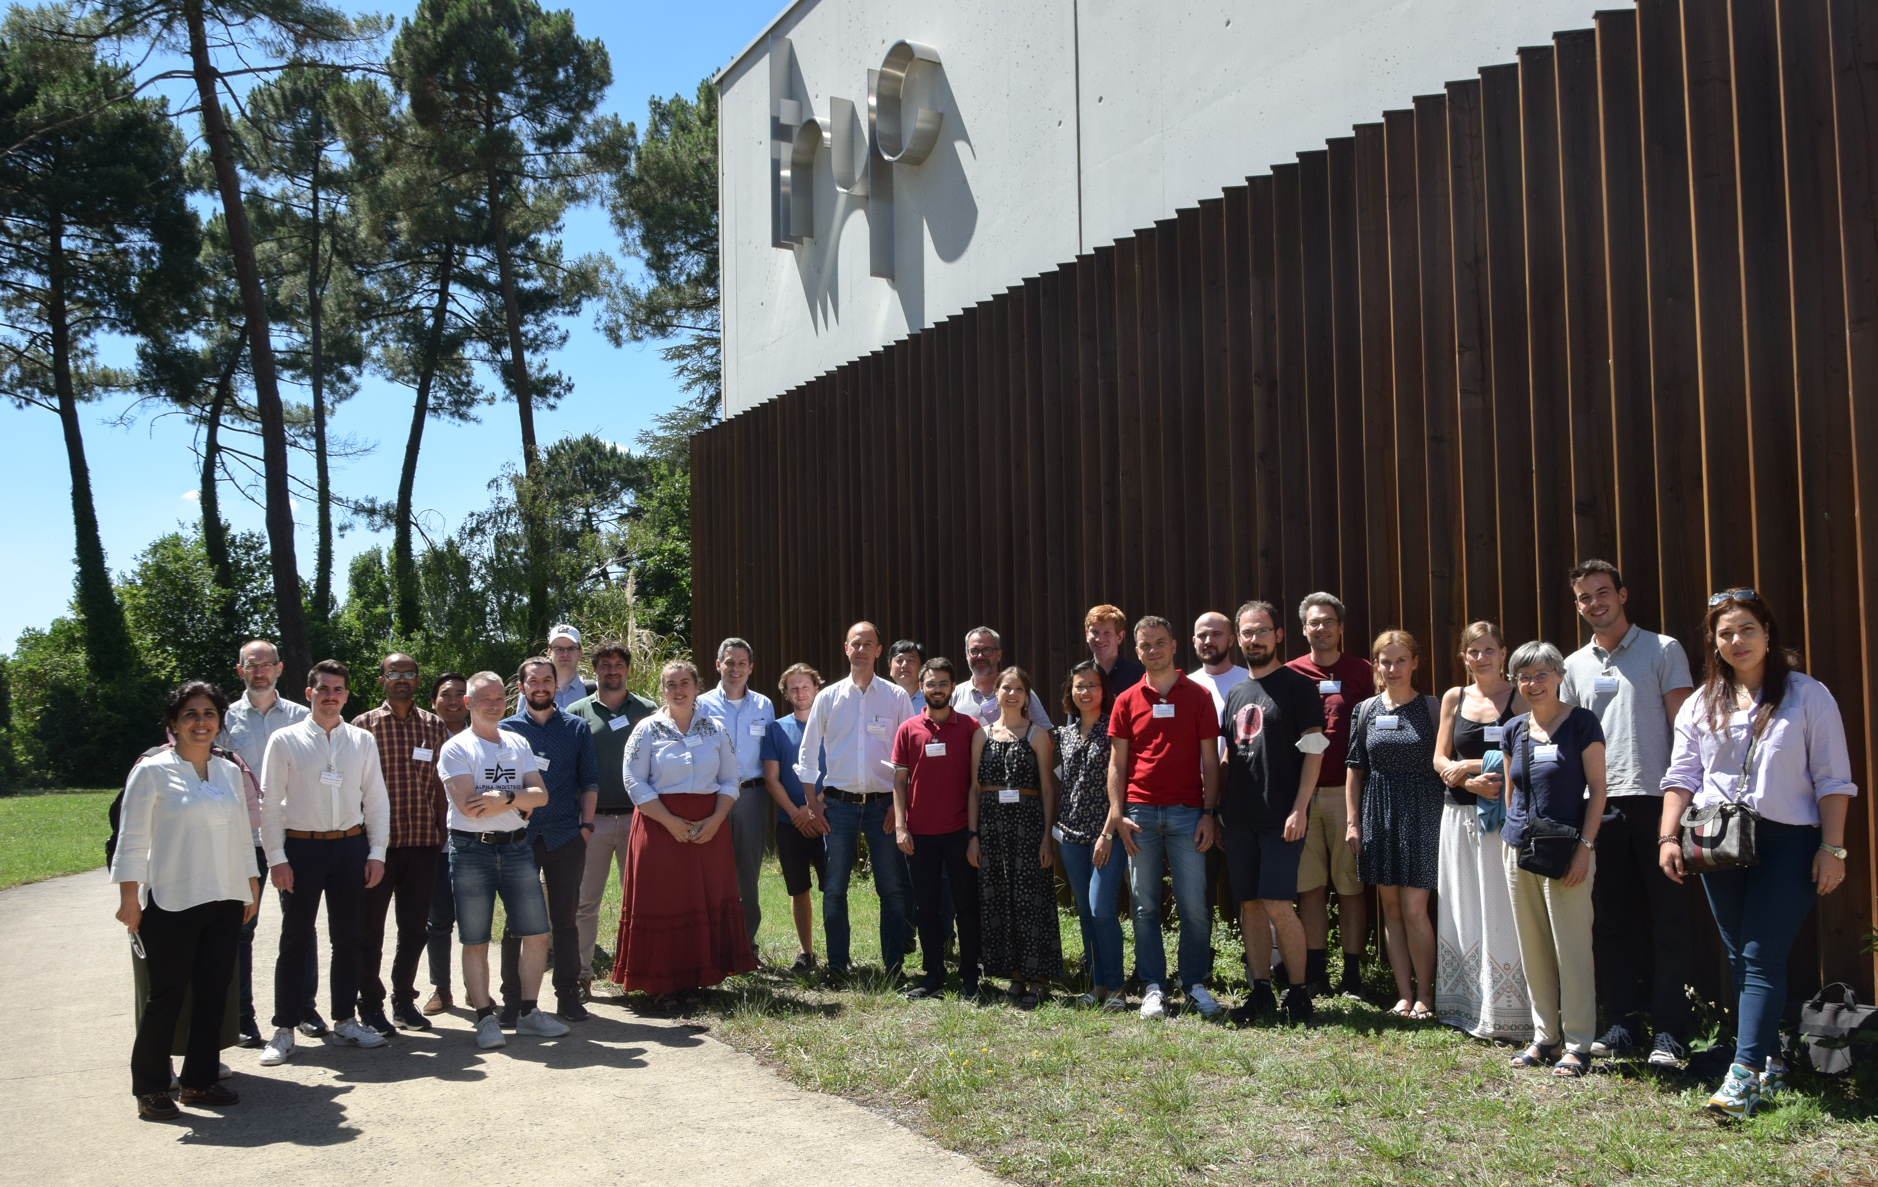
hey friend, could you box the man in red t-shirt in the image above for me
[892,658,983,1000]
[1285,592,1375,998]
[1106,616,1223,1019]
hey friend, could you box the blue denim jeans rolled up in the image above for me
[1058,834,1127,991]
[1701,818,1821,1068]
[821,795,912,972]
[1125,803,1211,990]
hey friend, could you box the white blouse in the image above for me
[110,750,259,911]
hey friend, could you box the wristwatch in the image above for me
[1202,808,1219,818]
[1820,842,1850,860]
[504,789,515,806]
[580,821,595,833]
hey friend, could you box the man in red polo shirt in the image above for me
[1106,616,1223,1020]
[892,658,983,1001]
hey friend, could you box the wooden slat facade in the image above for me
[693,0,1878,996]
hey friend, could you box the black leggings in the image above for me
[131,897,243,1096]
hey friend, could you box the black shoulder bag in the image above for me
[1514,719,1580,880]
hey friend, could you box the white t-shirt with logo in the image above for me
[438,728,539,833]
[1189,666,1250,756]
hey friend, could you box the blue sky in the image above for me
[4,0,781,649]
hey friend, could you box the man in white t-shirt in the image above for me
[437,671,570,1049]
[1188,611,1249,754]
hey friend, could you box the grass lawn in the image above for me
[632,849,1878,1187]
[0,789,114,890]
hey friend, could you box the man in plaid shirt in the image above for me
[353,652,453,1035]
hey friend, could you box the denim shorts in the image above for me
[449,834,550,945]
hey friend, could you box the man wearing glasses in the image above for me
[548,624,597,710]
[352,654,453,1035]
[1559,559,1694,1069]
[951,627,1053,727]
[217,640,310,1047]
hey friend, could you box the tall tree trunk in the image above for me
[393,244,455,635]
[308,132,331,623]
[47,212,132,679]
[487,166,548,645]
[185,0,310,688]
[199,329,245,596]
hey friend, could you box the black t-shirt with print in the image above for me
[1221,666,1328,829]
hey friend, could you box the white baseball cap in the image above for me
[549,623,582,647]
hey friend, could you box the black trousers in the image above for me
[1592,795,1694,1036]
[238,844,264,1023]
[500,834,585,1006]
[427,850,456,991]
[132,897,242,1096]
[910,830,981,985]
[273,832,367,1028]
[357,845,439,1010]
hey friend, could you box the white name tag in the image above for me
[683,735,705,750]
[535,755,551,770]
[1152,703,1176,719]
[412,747,434,763]
[1594,675,1620,694]
[1318,680,1341,695]
[749,723,767,737]
[866,719,889,735]
[609,716,631,731]
[1483,726,1505,744]
[998,789,1020,804]
[1375,715,1400,730]
[925,742,947,757]
[1534,743,1561,763]
[198,779,224,800]
[319,769,343,786]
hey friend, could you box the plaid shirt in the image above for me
[353,702,451,849]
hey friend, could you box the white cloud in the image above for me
[181,489,199,502]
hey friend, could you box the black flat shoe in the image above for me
[235,1016,264,1048]
[297,1009,329,1038]
[138,1092,180,1121]
[179,1083,240,1106]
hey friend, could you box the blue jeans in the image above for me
[821,795,912,972]
[1701,819,1821,1068]
[449,834,550,946]
[1059,835,1127,991]
[1125,804,1212,990]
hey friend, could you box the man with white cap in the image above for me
[548,624,597,711]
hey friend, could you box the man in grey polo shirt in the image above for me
[1560,559,1694,1068]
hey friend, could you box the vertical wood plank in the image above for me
[1355,122,1401,638]
[1521,46,1572,647]
[1327,137,1373,645]
[1385,108,1430,658]
[1415,93,1461,692]
[1447,80,1502,631]
[1273,164,1313,625]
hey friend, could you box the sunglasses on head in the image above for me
[1708,588,1758,607]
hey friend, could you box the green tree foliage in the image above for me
[118,527,276,687]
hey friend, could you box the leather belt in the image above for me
[824,787,880,804]
[284,825,363,840]
[981,787,1042,798]
[449,827,528,845]
[739,777,767,789]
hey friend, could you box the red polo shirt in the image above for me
[890,709,982,834]
[1109,671,1221,808]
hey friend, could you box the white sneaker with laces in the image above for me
[331,1018,389,1048]
[218,1061,232,1081]
[258,1027,295,1066]
[515,1008,571,1038]
[476,1014,507,1049]
[1188,984,1222,1018]
[1139,984,1166,1019]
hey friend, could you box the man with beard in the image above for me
[953,627,1053,726]
[568,641,657,998]
[891,658,983,1000]
[352,654,452,1034]
[424,673,470,1015]
[1219,602,1327,1027]
[497,658,601,1024]
[1188,612,1250,741]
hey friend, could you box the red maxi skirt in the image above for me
[611,793,755,994]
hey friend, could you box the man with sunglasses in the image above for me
[1560,559,1694,1068]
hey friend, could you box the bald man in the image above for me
[1188,612,1249,755]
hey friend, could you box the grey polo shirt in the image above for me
[1559,622,1694,798]
[217,690,309,780]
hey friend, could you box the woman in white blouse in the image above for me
[609,660,756,1010]
[110,682,260,1121]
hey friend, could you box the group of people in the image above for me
[108,564,1855,1126]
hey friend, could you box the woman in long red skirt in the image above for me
[611,660,756,1011]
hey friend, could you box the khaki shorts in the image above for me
[1296,786,1363,896]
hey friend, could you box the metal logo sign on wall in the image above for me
[769,36,942,281]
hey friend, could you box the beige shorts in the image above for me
[1296,786,1363,896]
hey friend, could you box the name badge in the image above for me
[1318,680,1341,695]
[1152,703,1176,719]
[1483,726,1505,744]
[866,718,889,736]
[1375,715,1400,730]
[412,747,434,763]
[198,779,224,800]
[998,789,1020,804]
[1594,675,1620,694]
[319,769,343,786]
[535,755,551,771]
[749,723,767,737]
[1534,743,1561,763]
[924,742,947,757]
[609,716,631,731]
[683,735,705,750]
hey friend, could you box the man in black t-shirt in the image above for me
[1219,601,1327,1026]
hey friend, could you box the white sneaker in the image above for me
[331,1018,389,1048]
[515,1008,570,1038]
[475,1014,507,1049]
[1140,984,1166,1019]
[218,1061,232,1081]
[258,1027,295,1066]
[1188,984,1222,1018]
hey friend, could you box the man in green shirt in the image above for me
[566,639,657,999]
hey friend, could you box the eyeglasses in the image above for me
[239,661,277,671]
[1708,588,1758,607]
[1240,627,1276,641]
[381,669,418,681]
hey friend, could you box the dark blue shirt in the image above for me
[761,715,824,826]
[1502,707,1606,847]
[501,707,601,850]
